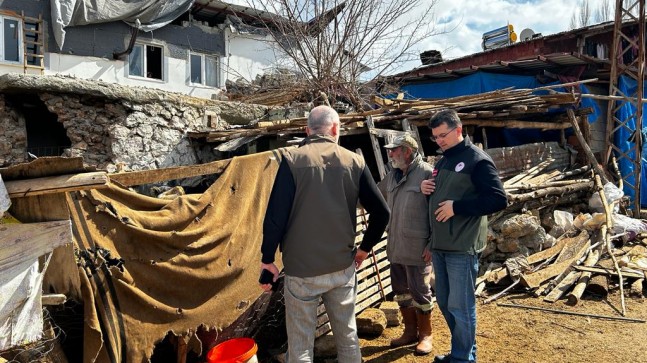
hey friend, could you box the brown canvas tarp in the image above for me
[65,149,284,363]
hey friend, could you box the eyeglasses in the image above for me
[430,127,457,141]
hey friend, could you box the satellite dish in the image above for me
[520,28,535,41]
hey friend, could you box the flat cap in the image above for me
[384,133,418,150]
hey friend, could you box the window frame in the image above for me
[0,15,23,64]
[189,52,220,88]
[128,42,165,81]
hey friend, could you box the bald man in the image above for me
[260,105,390,363]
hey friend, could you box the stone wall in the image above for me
[0,75,270,175]
[39,93,210,172]
[0,95,27,166]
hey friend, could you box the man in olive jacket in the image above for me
[260,105,390,363]
[379,133,435,355]
[421,109,507,363]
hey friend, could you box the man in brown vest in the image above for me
[260,105,390,362]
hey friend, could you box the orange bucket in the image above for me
[206,338,258,363]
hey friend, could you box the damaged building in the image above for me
[1,1,647,363]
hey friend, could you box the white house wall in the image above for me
[45,53,223,99]
[223,29,281,82]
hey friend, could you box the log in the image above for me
[566,246,602,306]
[543,270,581,302]
[508,181,594,203]
[573,266,645,279]
[520,238,590,289]
[630,279,644,298]
[551,165,591,181]
[506,190,591,213]
[568,109,609,184]
[461,120,572,129]
[3,172,108,198]
[510,179,592,191]
[585,274,609,297]
[503,159,554,187]
[488,231,588,284]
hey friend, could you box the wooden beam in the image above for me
[462,119,572,129]
[4,172,108,198]
[110,159,231,187]
[567,109,609,184]
[42,294,67,306]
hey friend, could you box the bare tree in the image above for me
[594,0,612,23]
[243,0,440,109]
[570,0,592,29]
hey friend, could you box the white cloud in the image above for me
[394,0,610,72]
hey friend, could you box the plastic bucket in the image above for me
[206,338,258,363]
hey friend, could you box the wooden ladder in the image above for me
[366,116,425,180]
[21,12,44,74]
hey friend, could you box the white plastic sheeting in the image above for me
[50,0,195,49]
[0,254,51,350]
[0,221,72,350]
[0,174,9,217]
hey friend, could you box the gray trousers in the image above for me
[391,262,435,311]
[284,263,361,363]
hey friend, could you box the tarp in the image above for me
[613,75,647,207]
[0,220,72,350]
[400,71,601,148]
[65,149,283,363]
[50,0,195,49]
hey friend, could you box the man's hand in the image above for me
[434,200,454,222]
[259,262,280,292]
[421,178,436,195]
[354,248,369,269]
[422,248,432,263]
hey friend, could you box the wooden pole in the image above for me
[567,109,609,184]
[497,303,645,323]
[595,174,626,316]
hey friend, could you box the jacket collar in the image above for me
[391,153,422,188]
[442,137,471,158]
[300,134,337,146]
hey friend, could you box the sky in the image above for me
[404,0,612,71]
[224,0,614,75]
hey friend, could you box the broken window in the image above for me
[0,16,21,63]
[129,43,163,80]
[190,53,219,87]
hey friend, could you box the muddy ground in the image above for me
[358,291,647,363]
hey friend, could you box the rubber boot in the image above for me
[415,310,433,355]
[390,307,418,347]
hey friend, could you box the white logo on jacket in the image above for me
[455,162,465,172]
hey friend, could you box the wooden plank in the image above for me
[573,266,645,279]
[521,238,590,289]
[110,159,231,186]
[402,119,425,158]
[0,220,72,271]
[42,293,67,306]
[4,172,108,198]
[543,270,581,302]
[366,117,386,179]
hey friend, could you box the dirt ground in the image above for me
[359,292,647,363]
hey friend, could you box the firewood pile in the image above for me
[225,72,309,106]
[479,165,647,315]
[191,80,592,143]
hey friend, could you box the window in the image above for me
[190,53,219,87]
[129,43,163,80]
[0,16,21,63]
